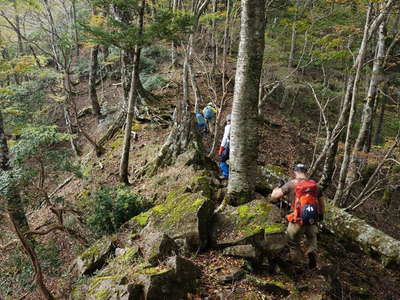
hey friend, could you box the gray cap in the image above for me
[293,163,308,172]
[226,114,232,121]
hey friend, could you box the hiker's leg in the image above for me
[286,222,304,263]
[304,224,318,255]
[219,161,229,178]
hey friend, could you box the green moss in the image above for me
[235,202,279,236]
[146,187,206,231]
[132,210,151,227]
[264,224,285,234]
[82,163,93,177]
[140,266,169,275]
[265,164,286,177]
[80,243,101,263]
[131,122,144,132]
[91,275,123,287]
[94,289,110,300]
[110,136,124,150]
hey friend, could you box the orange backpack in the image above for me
[287,179,320,225]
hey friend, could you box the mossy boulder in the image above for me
[255,165,289,195]
[86,256,201,300]
[131,187,215,252]
[141,232,179,266]
[324,205,400,268]
[211,199,285,249]
[73,236,116,276]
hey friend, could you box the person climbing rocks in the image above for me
[270,164,325,270]
[218,114,231,179]
[203,102,217,135]
[195,112,207,134]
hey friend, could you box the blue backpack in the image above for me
[195,113,206,126]
[204,106,215,119]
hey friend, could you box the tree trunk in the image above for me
[227,0,266,205]
[344,17,387,199]
[334,3,373,206]
[89,44,102,118]
[119,0,145,184]
[373,96,386,145]
[8,215,55,299]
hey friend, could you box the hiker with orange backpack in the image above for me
[270,164,325,270]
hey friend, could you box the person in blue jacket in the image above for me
[217,114,231,179]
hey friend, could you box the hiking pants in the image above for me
[286,222,318,262]
[219,146,229,178]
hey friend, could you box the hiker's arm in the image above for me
[270,187,284,201]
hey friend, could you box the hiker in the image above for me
[195,112,207,134]
[270,164,325,270]
[218,114,231,179]
[203,102,217,135]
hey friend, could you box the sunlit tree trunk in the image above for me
[227,0,266,205]
[119,0,145,184]
[88,42,101,118]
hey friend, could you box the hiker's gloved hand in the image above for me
[218,146,225,156]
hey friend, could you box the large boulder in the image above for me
[211,199,286,250]
[84,256,201,300]
[140,232,179,266]
[72,237,116,276]
[130,187,215,252]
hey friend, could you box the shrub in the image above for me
[87,186,151,235]
[141,74,167,91]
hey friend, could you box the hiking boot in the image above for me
[308,252,317,270]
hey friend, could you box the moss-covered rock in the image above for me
[141,232,179,266]
[211,199,285,248]
[130,187,215,252]
[73,236,116,276]
[83,256,201,300]
[255,165,289,195]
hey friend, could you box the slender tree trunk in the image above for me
[119,0,145,184]
[343,17,387,198]
[288,0,300,68]
[171,0,178,67]
[211,0,218,73]
[222,0,231,92]
[227,0,266,205]
[71,0,79,57]
[9,215,55,300]
[89,43,102,118]
[373,97,386,145]
[189,63,202,113]
[319,0,393,197]
[334,3,373,206]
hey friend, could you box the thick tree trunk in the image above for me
[324,205,400,268]
[89,44,102,118]
[119,0,145,184]
[227,0,266,205]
